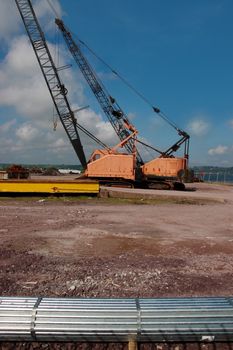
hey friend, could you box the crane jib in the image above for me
[15,0,87,168]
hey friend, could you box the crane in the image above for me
[15,0,189,189]
[55,18,190,183]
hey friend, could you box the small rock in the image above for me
[156,346,163,350]
[69,285,76,291]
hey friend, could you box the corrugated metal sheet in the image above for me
[0,297,233,342]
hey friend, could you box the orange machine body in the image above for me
[84,119,187,182]
[85,149,136,180]
[142,157,187,178]
[85,122,138,181]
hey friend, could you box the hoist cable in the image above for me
[136,138,163,155]
[46,0,60,18]
[46,1,186,135]
[73,33,182,133]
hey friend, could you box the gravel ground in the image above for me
[0,182,233,349]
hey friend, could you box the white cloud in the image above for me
[0,119,16,133]
[76,108,118,154]
[3,36,38,74]
[208,145,229,156]
[0,1,128,164]
[16,123,41,142]
[188,118,209,136]
[0,0,62,43]
[0,0,20,41]
[0,35,86,122]
[53,138,67,148]
[0,35,52,119]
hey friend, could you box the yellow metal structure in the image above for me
[0,180,99,194]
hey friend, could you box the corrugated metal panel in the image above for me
[0,297,233,342]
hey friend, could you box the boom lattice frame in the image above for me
[15,0,87,167]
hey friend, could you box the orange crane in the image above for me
[55,19,190,189]
[15,0,189,190]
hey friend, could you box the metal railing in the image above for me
[195,172,233,184]
[0,297,233,343]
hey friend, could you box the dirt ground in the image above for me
[0,182,233,297]
[0,182,233,349]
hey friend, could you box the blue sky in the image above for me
[0,0,233,166]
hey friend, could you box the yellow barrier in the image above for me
[0,180,99,194]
